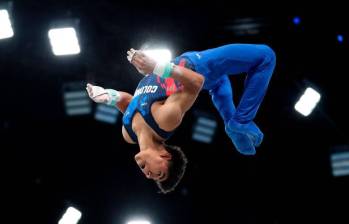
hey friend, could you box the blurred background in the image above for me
[1,1,348,224]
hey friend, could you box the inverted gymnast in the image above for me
[86,44,276,193]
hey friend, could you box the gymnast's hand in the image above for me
[127,48,156,75]
[86,83,110,103]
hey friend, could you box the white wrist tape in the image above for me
[106,89,121,106]
[90,86,107,98]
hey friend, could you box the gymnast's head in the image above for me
[134,144,188,193]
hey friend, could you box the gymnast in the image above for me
[86,43,276,193]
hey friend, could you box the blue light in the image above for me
[293,16,301,25]
[337,34,344,43]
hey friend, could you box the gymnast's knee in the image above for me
[259,44,276,67]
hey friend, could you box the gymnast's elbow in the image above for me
[191,72,205,93]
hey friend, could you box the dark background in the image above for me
[1,1,348,224]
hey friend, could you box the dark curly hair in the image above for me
[155,144,188,194]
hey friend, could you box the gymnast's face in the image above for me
[134,149,170,182]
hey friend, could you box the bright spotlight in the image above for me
[58,207,82,224]
[294,87,321,116]
[337,34,344,43]
[127,220,151,224]
[0,9,14,39]
[48,27,80,56]
[143,49,172,63]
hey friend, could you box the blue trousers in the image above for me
[174,44,276,155]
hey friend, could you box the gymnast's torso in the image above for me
[122,74,182,143]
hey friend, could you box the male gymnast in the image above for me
[87,43,276,193]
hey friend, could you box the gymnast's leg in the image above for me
[203,44,276,154]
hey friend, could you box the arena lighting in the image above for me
[94,104,120,124]
[0,8,14,39]
[330,145,349,177]
[224,17,267,36]
[127,220,151,224]
[58,207,82,224]
[63,82,92,116]
[192,112,217,144]
[294,87,321,116]
[48,27,81,56]
[142,49,172,64]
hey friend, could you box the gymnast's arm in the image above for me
[114,92,133,113]
[86,83,136,144]
[127,49,204,130]
[164,65,204,112]
[127,49,204,112]
[154,65,205,131]
[86,83,133,113]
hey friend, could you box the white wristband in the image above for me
[106,89,121,106]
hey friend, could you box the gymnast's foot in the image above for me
[225,119,264,155]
